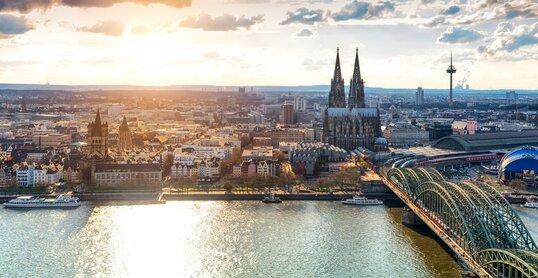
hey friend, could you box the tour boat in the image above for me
[262,192,282,204]
[523,202,538,209]
[4,195,81,209]
[342,196,383,205]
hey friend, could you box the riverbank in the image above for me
[0,189,525,204]
[71,191,399,202]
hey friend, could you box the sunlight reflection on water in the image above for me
[0,201,466,278]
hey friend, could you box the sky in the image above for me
[0,0,536,89]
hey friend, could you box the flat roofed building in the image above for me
[241,148,273,160]
[383,127,429,148]
[93,163,161,186]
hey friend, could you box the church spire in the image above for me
[333,47,342,82]
[349,47,365,108]
[328,47,346,108]
[119,116,128,131]
[352,47,361,82]
[95,109,102,127]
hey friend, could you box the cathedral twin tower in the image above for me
[323,48,381,151]
[329,47,366,109]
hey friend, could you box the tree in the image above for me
[335,167,362,188]
[162,154,174,177]
[510,180,527,193]
[176,176,196,190]
[240,135,251,148]
[142,131,157,141]
[314,177,331,189]
[220,147,242,176]
[231,147,242,162]
[274,150,288,162]
[220,160,234,176]
[223,182,233,192]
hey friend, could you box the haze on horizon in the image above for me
[0,0,536,90]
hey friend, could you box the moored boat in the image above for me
[523,202,538,208]
[262,192,282,204]
[4,194,81,209]
[342,195,383,205]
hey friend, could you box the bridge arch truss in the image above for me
[386,167,538,277]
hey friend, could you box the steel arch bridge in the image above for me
[385,167,538,277]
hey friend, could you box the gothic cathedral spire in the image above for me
[329,48,346,108]
[349,48,365,108]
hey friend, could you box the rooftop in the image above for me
[434,130,538,151]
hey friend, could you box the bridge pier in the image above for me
[402,206,424,225]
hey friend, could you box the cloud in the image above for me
[0,0,192,13]
[420,15,446,28]
[130,22,176,34]
[203,51,220,59]
[180,14,264,31]
[330,1,395,21]
[277,0,333,3]
[441,5,460,15]
[131,25,149,34]
[302,57,332,70]
[294,28,314,37]
[421,0,435,4]
[478,22,538,57]
[437,27,486,44]
[280,8,325,25]
[0,14,33,39]
[78,20,124,36]
[421,0,538,28]
[231,0,269,3]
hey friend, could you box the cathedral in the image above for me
[323,48,382,151]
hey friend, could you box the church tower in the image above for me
[118,116,132,150]
[86,109,109,159]
[348,48,365,108]
[328,48,346,108]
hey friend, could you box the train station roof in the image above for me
[433,130,538,152]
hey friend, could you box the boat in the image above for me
[342,195,383,205]
[262,192,282,204]
[3,194,81,209]
[523,202,538,208]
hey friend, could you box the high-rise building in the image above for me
[323,48,382,151]
[293,97,301,111]
[293,96,307,111]
[416,87,424,106]
[446,52,457,107]
[20,96,27,113]
[427,123,453,141]
[280,103,295,125]
[506,91,518,105]
[118,116,132,150]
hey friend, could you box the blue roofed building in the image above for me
[499,146,538,185]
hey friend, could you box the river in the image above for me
[0,201,535,278]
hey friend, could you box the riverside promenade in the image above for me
[71,189,398,202]
[73,190,354,202]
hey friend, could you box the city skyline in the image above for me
[0,0,536,89]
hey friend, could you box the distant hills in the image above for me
[0,83,536,96]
